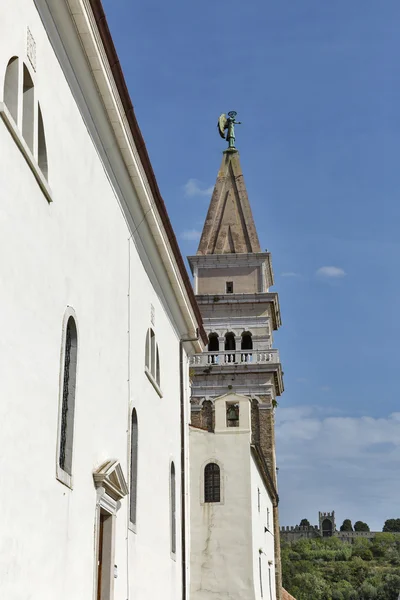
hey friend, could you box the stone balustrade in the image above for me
[189,349,280,367]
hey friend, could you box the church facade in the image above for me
[0,1,206,599]
[1,2,287,600]
[188,149,284,600]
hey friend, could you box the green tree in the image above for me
[377,573,400,600]
[292,572,330,600]
[359,581,378,599]
[371,533,397,558]
[354,520,370,532]
[382,518,400,532]
[299,518,310,527]
[340,519,353,532]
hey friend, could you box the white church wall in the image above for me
[189,427,254,600]
[250,456,277,600]
[0,2,195,599]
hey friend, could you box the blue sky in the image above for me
[102,0,400,531]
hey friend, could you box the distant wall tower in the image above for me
[319,511,336,537]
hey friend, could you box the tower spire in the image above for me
[197,150,261,255]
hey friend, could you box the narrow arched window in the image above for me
[145,328,161,390]
[224,332,235,351]
[170,462,176,554]
[145,328,156,376]
[208,333,219,352]
[150,330,156,375]
[204,463,220,503]
[4,57,19,122]
[156,346,160,386]
[241,332,253,350]
[130,409,138,526]
[37,103,48,179]
[22,64,34,151]
[145,329,150,370]
[59,316,78,476]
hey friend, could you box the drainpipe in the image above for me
[179,330,199,600]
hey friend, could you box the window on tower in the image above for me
[204,462,220,503]
[226,281,233,293]
[226,403,239,427]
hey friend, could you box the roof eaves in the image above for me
[87,0,207,346]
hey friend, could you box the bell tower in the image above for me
[188,121,284,600]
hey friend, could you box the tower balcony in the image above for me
[189,349,280,367]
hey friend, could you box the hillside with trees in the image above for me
[281,534,400,599]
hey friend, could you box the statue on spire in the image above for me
[217,111,241,151]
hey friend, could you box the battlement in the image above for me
[281,510,400,545]
[280,525,319,532]
[319,511,335,519]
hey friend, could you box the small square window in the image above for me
[226,281,233,294]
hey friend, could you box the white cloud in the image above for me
[276,406,400,531]
[316,266,346,278]
[281,272,301,278]
[181,229,201,241]
[183,179,213,198]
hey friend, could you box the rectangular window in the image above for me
[267,507,270,529]
[259,555,263,598]
[226,281,233,293]
[258,488,261,512]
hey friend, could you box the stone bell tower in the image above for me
[188,137,284,600]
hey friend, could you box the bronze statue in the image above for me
[217,111,241,150]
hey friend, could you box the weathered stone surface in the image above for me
[197,151,261,255]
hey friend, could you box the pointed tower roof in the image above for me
[197,150,261,255]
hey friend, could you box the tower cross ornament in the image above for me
[217,111,241,150]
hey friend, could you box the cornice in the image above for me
[188,252,272,272]
[195,292,282,330]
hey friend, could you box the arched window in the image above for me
[241,331,253,363]
[204,462,220,503]
[150,329,156,375]
[130,409,138,526]
[208,333,219,352]
[37,103,48,179]
[224,332,235,351]
[241,332,253,350]
[145,329,150,370]
[145,328,161,391]
[170,462,176,554]
[4,57,18,122]
[59,316,78,478]
[322,519,333,537]
[22,64,34,152]
[156,346,160,387]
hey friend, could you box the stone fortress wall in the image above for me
[280,511,400,544]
